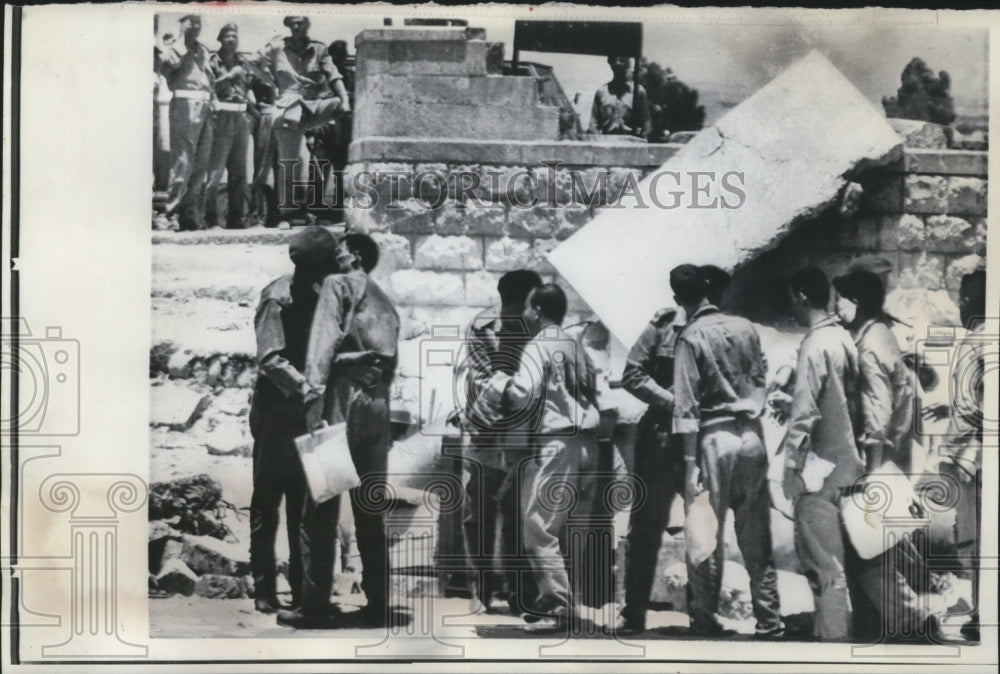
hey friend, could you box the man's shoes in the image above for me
[522,615,568,633]
[613,614,646,636]
[688,619,738,638]
[753,626,786,641]
[276,608,336,629]
[254,596,280,614]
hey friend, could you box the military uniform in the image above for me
[301,269,400,620]
[248,274,319,609]
[157,38,215,230]
[618,307,685,628]
[674,304,782,637]
[205,48,273,228]
[258,36,346,222]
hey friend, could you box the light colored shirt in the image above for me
[488,325,599,436]
[209,51,274,104]
[672,304,767,434]
[260,37,341,102]
[854,318,914,454]
[588,81,651,137]
[779,315,863,490]
[622,307,685,410]
[157,42,214,93]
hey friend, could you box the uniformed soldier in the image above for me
[616,265,731,635]
[155,14,215,231]
[616,304,686,634]
[248,226,339,614]
[204,24,273,229]
[258,16,351,226]
[278,233,400,629]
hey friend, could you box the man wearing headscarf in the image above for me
[258,16,351,226]
[205,23,274,229]
[277,233,400,629]
[248,226,339,614]
[156,14,215,230]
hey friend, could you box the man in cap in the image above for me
[205,23,274,229]
[277,232,400,629]
[258,16,351,227]
[248,226,339,614]
[155,14,215,231]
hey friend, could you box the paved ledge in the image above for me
[152,224,344,246]
[350,137,685,166]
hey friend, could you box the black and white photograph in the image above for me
[2,2,998,671]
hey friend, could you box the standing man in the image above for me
[205,23,273,229]
[155,14,215,231]
[779,267,863,642]
[248,226,339,614]
[278,233,400,629]
[670,264,783,639]
[940,269,987,642]
[457,270,542,615]
[616,264,732,635]
[588,56,651,139]
[488,283,602,632]
[259,16,351,226]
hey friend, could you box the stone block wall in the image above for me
[354,28,560,141]
[344,140,682,332]
[347,135,986,336]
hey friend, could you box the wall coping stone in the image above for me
[901,149,988,177]
[349,137,684,167]
[356,28,487,44]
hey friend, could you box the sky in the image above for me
[157,8,988,126]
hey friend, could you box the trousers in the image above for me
[622,418,684,624]
[686,418,782,634]
[205,109,251,228]
[273,97,344,219]
[165,97,214,229]
[520,434,598,616]
[299,380,391,617]
[249,409,306,606]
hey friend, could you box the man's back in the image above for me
[673,306,766,434]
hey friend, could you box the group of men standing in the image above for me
[154,14,350,231]
[246,219,983,640]
[459,261,985,642]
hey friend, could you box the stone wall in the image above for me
[344,139,682,334]
[345,135,986,335]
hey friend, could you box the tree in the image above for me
[882,57,956,126]
[639,60,706,141]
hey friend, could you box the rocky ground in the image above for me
[150,233,974,640]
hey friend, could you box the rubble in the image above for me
[155,558,199,596]
[150,381,212,431]
[203,415,253,457]
[194,574,247,599]
[182,534,251,577]
[149,474,234,540]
